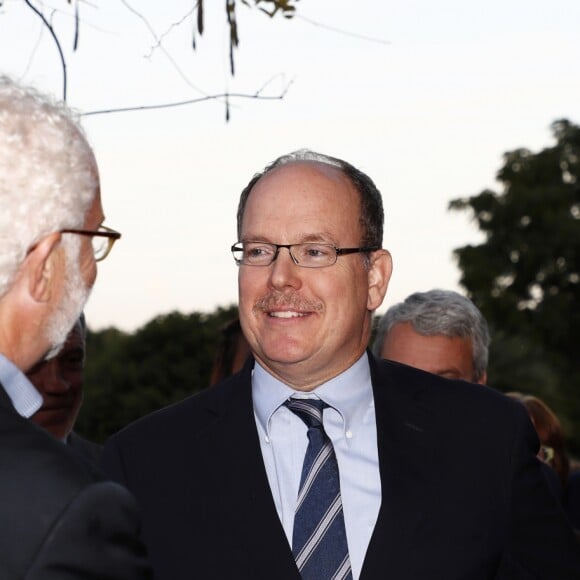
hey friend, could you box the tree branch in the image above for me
[81,84,292,119]
[119,0,207,95]
[23,0,68,100]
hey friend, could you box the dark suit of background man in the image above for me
[0,76,150,579]
[103,149,580,579]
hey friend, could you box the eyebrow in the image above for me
[242,232,338,244]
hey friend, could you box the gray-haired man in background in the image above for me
[373,289,489,384]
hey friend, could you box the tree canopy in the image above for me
[77,305,240,443]
[449,119,580,448]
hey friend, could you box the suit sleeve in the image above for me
[101,435,129,486]
[26,480,151,580]
[498,404,580,578]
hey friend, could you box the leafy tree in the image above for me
[449,119,580,449]
[77,305,239,443]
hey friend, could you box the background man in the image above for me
[373,289,489,383]
[103,150,580,579]
[28,313,102,464]
[0,76,149,579]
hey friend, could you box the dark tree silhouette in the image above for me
[449,119,580,448]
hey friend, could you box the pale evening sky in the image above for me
[1,0,578,331]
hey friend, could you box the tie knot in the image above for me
[285,398,327,429]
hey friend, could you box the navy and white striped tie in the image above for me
[285,398,352,580]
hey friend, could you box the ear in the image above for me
[367,249,393,311]
[25,232,63,303]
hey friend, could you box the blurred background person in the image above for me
[209,316,251,386]
[507,392,571,505]
[372,289,489,384]
[28,313,102,464]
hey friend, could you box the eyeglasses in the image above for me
[231,241,379,268]
[61,225,121,262]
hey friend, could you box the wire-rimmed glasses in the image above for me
[231,241,379,268]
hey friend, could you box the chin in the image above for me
[260,343,311,367]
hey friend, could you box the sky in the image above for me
[1,0,579,332]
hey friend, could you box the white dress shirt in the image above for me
[0,353,43,418]
[252,353,381,580]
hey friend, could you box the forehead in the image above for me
[242,161,361,239]
[382,322,474,373]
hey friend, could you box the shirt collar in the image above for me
[252,353,374,437]
[0,353,43,418]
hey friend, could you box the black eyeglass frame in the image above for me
[61,225,121,262]
[230,241,380,268]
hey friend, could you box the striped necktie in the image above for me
[285,398,352,580]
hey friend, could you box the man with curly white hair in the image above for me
[0,76,150,579]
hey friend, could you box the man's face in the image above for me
[380,321,484,383]
[238,161,391,390]
[28,321,85,440]
[45,186,103,358]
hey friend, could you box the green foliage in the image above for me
[450,119,580,450]
[76,305,239,444]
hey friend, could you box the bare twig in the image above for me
[23,0,68,100]
[73,0,79,50]
[119,0,207,96]
[145,5,196,60]
[253,73,293,97]
[226,0,238,76]
[81,86,292,118]
[296,14,391,46]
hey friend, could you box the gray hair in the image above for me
[236,149,384,249]
[372,289,490,381]
[0,76,97,298]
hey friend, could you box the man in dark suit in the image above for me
[103,150,580,579]
[0,76,150,579]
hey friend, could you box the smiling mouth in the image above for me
[268,311,308,318]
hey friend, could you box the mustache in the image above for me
[253,292,323,314]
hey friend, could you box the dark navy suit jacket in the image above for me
[0,384,150,580]
[102,353,580,579]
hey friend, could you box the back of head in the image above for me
[373,289,490,382]
[0,76,97,299]
[236,149,384,249]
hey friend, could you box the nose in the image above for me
[36,360,71,395]
[268,246,302,290]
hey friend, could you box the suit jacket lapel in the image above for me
[361,355,438,578]
[0,382,16,412]
[208,362,300,580]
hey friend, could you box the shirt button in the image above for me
[264,435,271,444]
[345,429,353,439]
